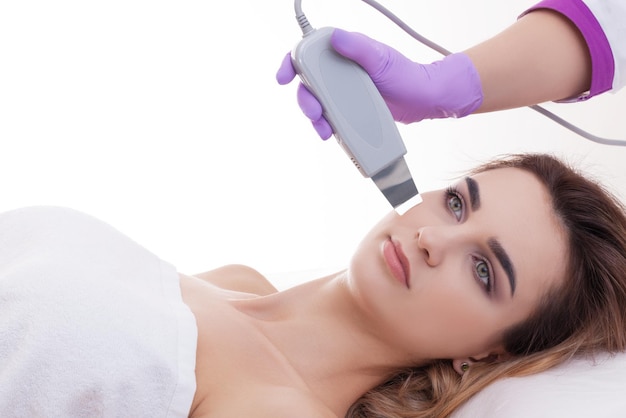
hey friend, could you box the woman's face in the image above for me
[347,167,567,363]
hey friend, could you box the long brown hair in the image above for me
[347,153,626,418]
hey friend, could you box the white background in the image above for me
[1,0,625,288]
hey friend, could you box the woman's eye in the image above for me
[473,257,492,293]
[446,187,464,221]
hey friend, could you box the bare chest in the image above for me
[180,276,328,417]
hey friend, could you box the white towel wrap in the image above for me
[0,206,197,417]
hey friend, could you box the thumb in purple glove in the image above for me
[330,29,484,123]
[276,53,333,140]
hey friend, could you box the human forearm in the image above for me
[465,9,591,113]
[277,0,618,138]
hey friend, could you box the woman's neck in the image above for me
[230,272,419,416]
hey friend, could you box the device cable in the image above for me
[295,0,314,36]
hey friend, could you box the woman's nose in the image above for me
[416,226,454,266]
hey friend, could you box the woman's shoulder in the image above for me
[191,264,278,296]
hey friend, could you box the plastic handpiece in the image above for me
[291,27,407,178]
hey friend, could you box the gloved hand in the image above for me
[276,28,484,140]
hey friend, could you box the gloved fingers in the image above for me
[277,50,333,139]
[330,29,387,77]
[312,118,333,140]
[297,83,332,139]
[276,52,296,85]
[297,83,323,122]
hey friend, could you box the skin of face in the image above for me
[345,167,567,364]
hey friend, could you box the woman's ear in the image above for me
[469,352,505,364]
[453,350,510,375]
[452,359,472,375]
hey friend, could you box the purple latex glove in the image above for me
[276,28,484,140]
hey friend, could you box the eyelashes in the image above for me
[445,186,465,221]
[472,255,494,293]
[445,185,495,295]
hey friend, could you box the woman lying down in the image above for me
[1,153,626,418]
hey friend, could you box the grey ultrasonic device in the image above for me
[290,4,422,213]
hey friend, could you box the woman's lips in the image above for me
[383,238,410,288]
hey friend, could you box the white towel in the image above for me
[0,206,197,417]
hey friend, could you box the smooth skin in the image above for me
[467,9,592,111]
[180,167,567,417]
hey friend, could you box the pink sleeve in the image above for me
[521,0,614,101]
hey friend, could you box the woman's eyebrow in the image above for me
[466,176,516,296]
[465,177,480,210]
[488,238,517,296]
